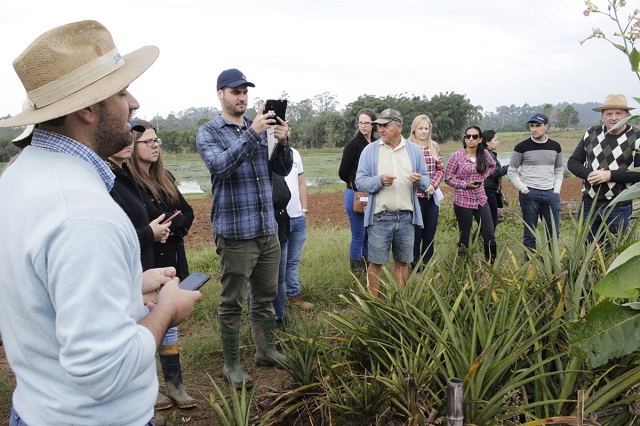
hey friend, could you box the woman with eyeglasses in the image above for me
[408,114,443,270]
[338,108,378,275]
[128,119,198,410]
[481,130,509,229]
[444,125,497,263]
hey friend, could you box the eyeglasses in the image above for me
[136,138,162,147]
[358,121,373,126]
[464,134,480,140]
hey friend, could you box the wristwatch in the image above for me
[302,209,309,213]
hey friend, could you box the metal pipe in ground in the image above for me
[447,378,464,426]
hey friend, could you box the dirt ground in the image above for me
[185,177,586,250]
[0,177,586,426]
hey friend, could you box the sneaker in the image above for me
[289,296,314,310]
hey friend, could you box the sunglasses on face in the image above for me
[464,134,480,140]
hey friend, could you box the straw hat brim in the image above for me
[592,104,635,112]
[0,45,159,128]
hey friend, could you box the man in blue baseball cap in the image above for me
[507,113,564,259]
[196,68,292,389]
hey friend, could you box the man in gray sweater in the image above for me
[507,113,564,256]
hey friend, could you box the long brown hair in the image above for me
[463,125,489,174]
[127,119,180,207]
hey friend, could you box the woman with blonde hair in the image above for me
[408,114,443,270]
[129,119,197,410]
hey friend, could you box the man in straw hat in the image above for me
[0,20,201,425]
[196,68,292,389]
[568,94,640,243]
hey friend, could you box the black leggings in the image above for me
[453,203,495,247]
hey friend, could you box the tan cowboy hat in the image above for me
[592,94,635,112]
[0,20,159,130]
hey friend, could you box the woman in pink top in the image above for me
[444,125,497,263]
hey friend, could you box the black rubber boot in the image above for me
[159,344,197,409]
[484,242,497,264]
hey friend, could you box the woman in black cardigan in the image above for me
[481,130,509,228]
[129,119,197,410]
[338,108,377,274]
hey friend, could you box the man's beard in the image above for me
[93,102,132,160]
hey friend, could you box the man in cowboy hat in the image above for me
[0,20,201,425]
[568,94,640,243]
[196,68,292,389]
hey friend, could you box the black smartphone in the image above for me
[473,181,484,185]
[264,99,287,122]
[179,272,210,291]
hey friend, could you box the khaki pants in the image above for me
[215,234,280,329]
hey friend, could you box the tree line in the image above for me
[0,95,606,160]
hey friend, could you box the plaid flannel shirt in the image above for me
[196,114,292,240]
[31,128,115,191]
[416,145,443,198]
[444,149,496,209]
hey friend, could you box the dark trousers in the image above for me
[413,196,439,264]
[453,203,495,248]
[485,188,500,229]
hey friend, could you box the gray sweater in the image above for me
[507,137,563,193]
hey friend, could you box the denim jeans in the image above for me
[10,407,156,426]
[215,234,280,329]
[413,196,439,265]
[344,189,368,260]
[519,188,561,251]
[285,216,307,298]
[368,210,414,264]
[582,201,632,245]
[144,305,178,345]
[453,203,495,247]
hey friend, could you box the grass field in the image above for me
[159,130,587,196]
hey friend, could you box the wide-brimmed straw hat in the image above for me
[0,20,159,131]
[592,94,635,112]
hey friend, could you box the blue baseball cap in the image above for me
[129,121,145,132]
[216,68,255,90]
[528,113,549,125]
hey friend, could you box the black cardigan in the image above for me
[143,172,194,280]
[338,131,370,191]
[108,161,156,272]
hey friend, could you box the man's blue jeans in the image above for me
[582,201,632,245]
[344,189,368,260]
[285,216,307,298]
[519,188,561,252]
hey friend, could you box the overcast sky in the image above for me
[1,0,638,121]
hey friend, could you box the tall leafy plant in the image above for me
[568,0,640,368]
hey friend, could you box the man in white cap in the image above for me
[355,109,430,298]
[568,94,640,243]
[0,20,201,425]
